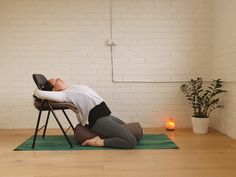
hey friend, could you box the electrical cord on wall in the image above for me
[108,0,232,84]
[108,0,186,84]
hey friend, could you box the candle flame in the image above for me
[166,118,175,130]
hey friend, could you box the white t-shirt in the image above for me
[34,85,104,126]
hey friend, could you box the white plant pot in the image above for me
[191,117,209,134]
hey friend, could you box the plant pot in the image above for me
[191,117,209,134]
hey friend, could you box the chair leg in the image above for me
[62,109,75,132]
[32,110,43,148]
[42,110,50,139]
[47,103,73,148]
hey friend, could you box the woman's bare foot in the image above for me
[81,136,104,147]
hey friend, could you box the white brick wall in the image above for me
[0,0,197,129]
[0,0,111,128]
[211,0,236,139]
[213,0,236,82]
[211,83,236,139]
[0,0,235,141]
[113,0,212,82]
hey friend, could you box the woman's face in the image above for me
[49,78,68,91]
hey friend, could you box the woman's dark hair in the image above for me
[42,81,54,91]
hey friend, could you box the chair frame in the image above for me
[32,74,75,148]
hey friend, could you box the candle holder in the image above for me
[166,118,175,131]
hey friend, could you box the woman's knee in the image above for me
[124,134,137,149]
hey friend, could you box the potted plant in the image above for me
[181,78,226,134]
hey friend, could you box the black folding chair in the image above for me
[32,74,77,148]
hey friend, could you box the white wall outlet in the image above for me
[136,113,142,120]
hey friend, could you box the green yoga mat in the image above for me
[14,134,179,151]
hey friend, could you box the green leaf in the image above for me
[180,77,226,117]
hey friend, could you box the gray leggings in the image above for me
[91,115,137,149]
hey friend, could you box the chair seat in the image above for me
[34,100,79,112]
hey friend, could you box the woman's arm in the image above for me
[34,88,67,102]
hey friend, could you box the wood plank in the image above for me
[0,128,235,177]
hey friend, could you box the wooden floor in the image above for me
[0,128,236,177]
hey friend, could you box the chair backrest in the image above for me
[32,74,48,90]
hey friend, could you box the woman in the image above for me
[34,78,137,149]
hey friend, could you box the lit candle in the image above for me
[166,118,175,131]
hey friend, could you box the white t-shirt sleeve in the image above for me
[34,88,67,102]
